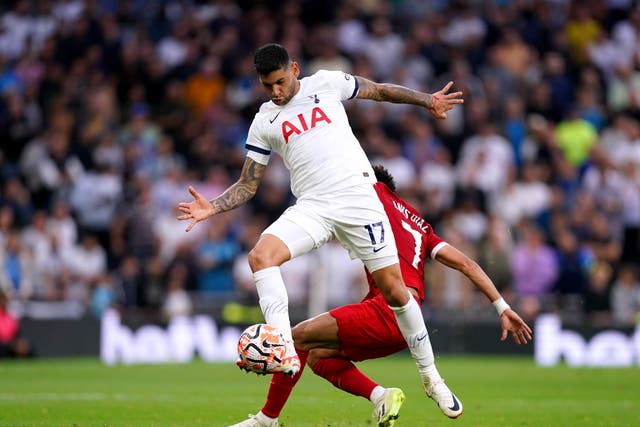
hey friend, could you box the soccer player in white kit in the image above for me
[177,43,464,413]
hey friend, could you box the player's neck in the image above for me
[292,79,301,98]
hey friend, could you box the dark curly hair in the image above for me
[372,164,396,192]
[254,43,290,76]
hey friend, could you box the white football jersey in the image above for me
[245,70,376,198]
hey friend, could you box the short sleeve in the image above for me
[245,118,271,165]
[427,231,448,259]
[316,70,359,101]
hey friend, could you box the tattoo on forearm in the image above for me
[360,78,429,106]
[377,83,430,106]
[209,160,265,213]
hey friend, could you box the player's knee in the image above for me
[248,246,272,271]
[248,239,289,272]
[379,284,410,307]
[291,322,312,351]
[372,267,409,306]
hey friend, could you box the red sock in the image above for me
[261,349,309,419]
[311,358,378,400]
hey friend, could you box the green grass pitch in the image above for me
[1,355,638,426]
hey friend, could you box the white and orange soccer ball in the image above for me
[237,323,286,375]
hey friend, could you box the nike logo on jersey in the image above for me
[373,245,387,253]
[416,332,428,342]
[269,111,281,124]
[282,106,332,144]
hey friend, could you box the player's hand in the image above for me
[177,186,214,232]
[427,81,464,119]
[500,309,532,345]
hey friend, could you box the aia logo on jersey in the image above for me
[282,107,332,144]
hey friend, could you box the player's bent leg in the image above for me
[269,312,338,376]
[251,219,319,376]
[253,266,300,376]
[228,411,279,427]
[292,312,340,351]
[261,350,309,418]
[370,265,462,417]
[423,378,463,419]
[369,264,411,307]
[250,235,300,375]
[374,388,406,427]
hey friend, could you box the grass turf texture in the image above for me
[1,356,638,427]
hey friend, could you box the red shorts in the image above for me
[329,293,420,362]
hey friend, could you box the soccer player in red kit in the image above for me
[230,165,532,427]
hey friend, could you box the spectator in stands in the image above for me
[554,107,598,169]
[161,261,193,321]
[1,175,34,227]
[360,16,404,81]
[610,264,640,325]
[510,221,559,320]
[606,61,640,115]
[491,162,552,227]
[585,212,622,266]
[69,160,123,248]
[553,226,592,288]
[0,228,35,301]
[45,199,77,255]
[63,231,107,304]
[117,102,162,178]
[184,55,225,117]
[619,159,640,263]
[89,273,117,319]
[20,127,84,209]
[477,216,513,296]
[196,219,239,296]
[456,121,514,198]
[306,26,352,75]
[112,255,140,308]
[0,205,15,244]
[563,3,603,66]
[583,261,614,326]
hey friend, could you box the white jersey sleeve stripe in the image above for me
[348,76,359,100]
[430,242,449,259]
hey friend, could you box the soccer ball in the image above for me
[237,323,286,374]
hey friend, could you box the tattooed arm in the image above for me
[355,78,464,119]
[177,157,266,232]
[209,158,265,214]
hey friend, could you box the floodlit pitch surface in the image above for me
[1,356,637,426]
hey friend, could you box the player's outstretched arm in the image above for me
[355,78,464,119]
[177,157,266,232]
[434,244,532,344]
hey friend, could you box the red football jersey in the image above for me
[364,182,447,302]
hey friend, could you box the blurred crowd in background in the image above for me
[1,0,640,338]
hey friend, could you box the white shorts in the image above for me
[262,184,399,273]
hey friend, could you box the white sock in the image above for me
[254,267,293,342]
[369,386,386,404]
[421,364,442,387]
[389,295,441,383]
